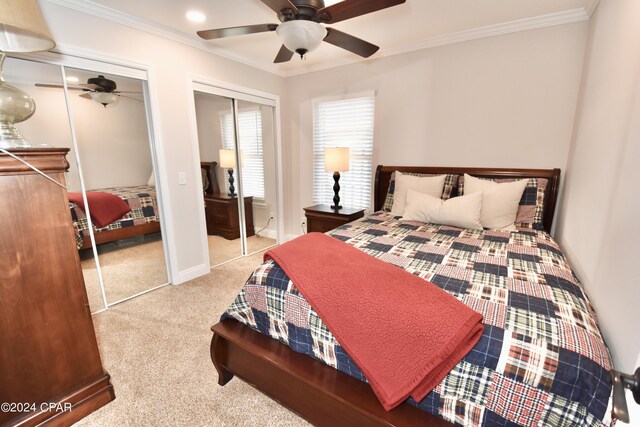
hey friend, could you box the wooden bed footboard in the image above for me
[211,319,454,427]
[79,222,161,250]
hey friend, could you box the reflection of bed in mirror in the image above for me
[70,185,161,250]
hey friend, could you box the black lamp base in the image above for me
[227,169,236,197]
[331,171,341,210]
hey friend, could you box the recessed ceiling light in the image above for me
[66,76,79,84]
[186,10,206,23]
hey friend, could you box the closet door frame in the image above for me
[10,49,174,298]
[188,76,284,265]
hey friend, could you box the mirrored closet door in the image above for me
[193,87,279,267]
[8,55,169,313]
[63,66,169,310]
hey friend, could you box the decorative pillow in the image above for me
[390,172,446,217]
[148,172,155,187]
[402,189,483,230]
[383,172,459,212]
[458,175,549,230]
[462,174,528,230]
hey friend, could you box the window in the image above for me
[313,95,375,210]
[221,109,265,200]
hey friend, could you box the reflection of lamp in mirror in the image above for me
[324,147,349,210]
[0,0,56,149]
[219,148,237,197]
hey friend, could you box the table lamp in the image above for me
[0,0,56,149]
[219,148,237,197]
[324,147,349,210]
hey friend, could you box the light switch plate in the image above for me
[178,172,186,185]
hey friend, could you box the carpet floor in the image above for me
[75,251,308,426]
[82,234,276,313]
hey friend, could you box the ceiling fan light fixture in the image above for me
[276,20,327,59]
[89,91,119,107]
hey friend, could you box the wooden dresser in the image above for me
[0,149,114,426]
[204,194,255,240]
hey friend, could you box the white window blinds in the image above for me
[313,95,375,210]
[221,110,265,200]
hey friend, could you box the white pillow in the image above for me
[390,172,446,216]
[148,172,155,187]
[402,189,483,230]
[463,174,528,229]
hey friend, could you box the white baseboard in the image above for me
[172,263,210,285]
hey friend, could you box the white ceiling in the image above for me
[78,0,595,76]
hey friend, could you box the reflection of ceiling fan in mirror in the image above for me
[197,0,406,63]
[35,75,143,107]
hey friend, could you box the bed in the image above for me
[210,165,616,426]
[70,185,161,250]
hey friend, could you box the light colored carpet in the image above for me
[208,235,276,266]
[82,234,276,313]
[81,234,169,312]
[74,251,309,427]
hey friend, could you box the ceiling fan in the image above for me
[35,75,143,107]
[197,0,406,63]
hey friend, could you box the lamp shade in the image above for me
[324,147,349,172]
[89,92,119,106]
[219,148,237,169]
[0,0,55,52]
[276,20,327,57]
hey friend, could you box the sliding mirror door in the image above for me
[236,100,278,254]
[194,92,243,265]
[193,87,279,267]
[63,66,169,307]
[4,56,108,312]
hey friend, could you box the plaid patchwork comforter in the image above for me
[69,185,159,248]
[223,211,613,426]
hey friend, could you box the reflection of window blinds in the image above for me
[221,110,265,200]
[313,96,375,210]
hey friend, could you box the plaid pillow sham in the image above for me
[382,172,459,212]
[458,175,548,230]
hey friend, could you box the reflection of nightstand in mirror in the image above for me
[205,195,255,240]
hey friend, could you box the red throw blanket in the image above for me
[68,191,131,228]
[265,233,484,411]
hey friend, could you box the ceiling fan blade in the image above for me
[79,93,92,100]
[318,0,406,24]
[35,83,85,91]
[259,0,298,14]
[197,24,278,40]
[323,28,379,58]
[274,45,294,63]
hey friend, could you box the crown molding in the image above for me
[44,0,591,79]
[281,7,591,77]
[43,0,285,77]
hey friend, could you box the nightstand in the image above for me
[304,204,365,233]
[205,194,255,240]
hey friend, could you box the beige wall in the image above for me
[555,0,640,372]
[283,22,588,234]
[13,80,151,192]
[40,1,286,282]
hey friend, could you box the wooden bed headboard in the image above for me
[201,161,219,195]
[374,166,561,233]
